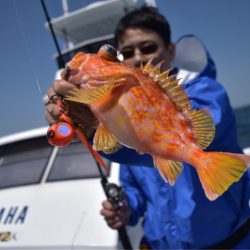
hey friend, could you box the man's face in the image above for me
[118,28,175,71]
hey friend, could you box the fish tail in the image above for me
[192,151,250,201]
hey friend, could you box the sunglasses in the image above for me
[120,43,158,60]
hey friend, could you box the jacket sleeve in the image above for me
[99,146,154,166]
[119,164,146,226]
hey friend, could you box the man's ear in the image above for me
[167,43,176,61]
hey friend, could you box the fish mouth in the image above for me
[63,66,71,80]
[61,66,80,81]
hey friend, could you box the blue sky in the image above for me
[0,0,249,137]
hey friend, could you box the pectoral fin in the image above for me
[93,123,122,154]
[153,156,183,185]
[187,109,215,149]
[65,82,115,104]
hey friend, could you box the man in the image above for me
[45,6,250,249]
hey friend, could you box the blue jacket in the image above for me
[101,35,250,249]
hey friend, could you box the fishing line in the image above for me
[12,0,42,94]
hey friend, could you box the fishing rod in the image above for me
[40,0,65,68]
[40,1,133,249]
[48,114,132,250]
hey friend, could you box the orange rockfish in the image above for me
[65,44,250,201]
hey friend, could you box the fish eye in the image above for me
[98,44,119,62]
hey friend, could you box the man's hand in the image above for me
[100,200,131,229]
[45,83,66,124]
[45,74,99,138]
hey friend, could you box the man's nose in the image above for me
[133,48,146,67]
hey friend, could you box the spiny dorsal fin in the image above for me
[65,82,115,104]
[143,60,192,114]
[142,58,154,73]
[142,59,165,80]
[143,60,215,149]
[93,123,122,154]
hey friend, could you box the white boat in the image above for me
[0,126,142,249]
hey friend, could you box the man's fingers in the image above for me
[105,215,123,229]
[44,100,66,124]
[46,102,63,116]
[52,79,78,96]
[107,219,123,229]
[47,87,57,99]
[45,111,57,124]
[100,208,116,218]
[100,200,128,230]
[110,221,123,229]
[102,200,113,210]
[100,200,117,220]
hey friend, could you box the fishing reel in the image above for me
[104,182,128,210]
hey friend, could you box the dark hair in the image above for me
[114,6,171,47]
